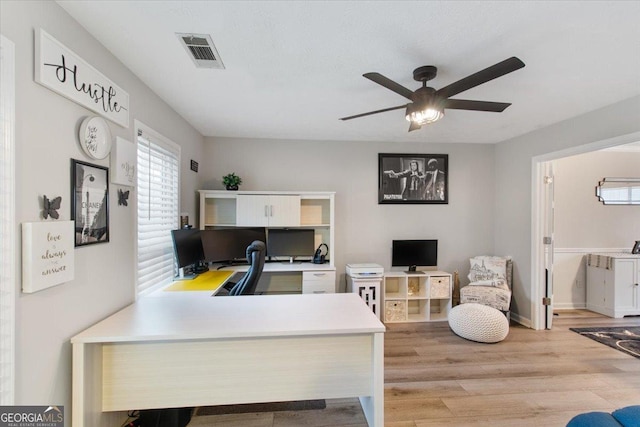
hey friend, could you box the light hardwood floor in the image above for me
[187,310,640,427]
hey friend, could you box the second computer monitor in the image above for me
[267,228,315,261]
[171,228,205,270]
[201,227,266,264]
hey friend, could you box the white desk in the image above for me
[71,293,385,426]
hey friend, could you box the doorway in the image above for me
[531,131,640,330]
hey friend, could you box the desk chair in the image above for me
[217,240,266,296]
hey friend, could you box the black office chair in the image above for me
[218,240,266,296]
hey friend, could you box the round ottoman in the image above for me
[448,303,509,343]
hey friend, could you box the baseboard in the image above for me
[554,303,587,310]
[509,311,531,328]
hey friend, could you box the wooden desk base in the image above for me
[102,335,374,410]
[72,294,384,427]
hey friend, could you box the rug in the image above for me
[194,399,326,416]
[570,326,640,359]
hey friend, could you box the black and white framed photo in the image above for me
[71,159,109,247]
[378,153,448,204]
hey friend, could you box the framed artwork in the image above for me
[632,240,640,255]
[71,159,109,247]
[378,153,448,204]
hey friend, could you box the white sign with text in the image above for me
[22,221,75,293]
[110,136,136,187]
[34,28,129,128]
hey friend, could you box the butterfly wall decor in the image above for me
[43,195,62,219]
[118,189,130,206]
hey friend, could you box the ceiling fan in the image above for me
[339,56,525,132]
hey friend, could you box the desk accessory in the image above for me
[313,243,329,264]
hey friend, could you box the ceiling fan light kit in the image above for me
[405,103,444,125]
[340,56,525,132]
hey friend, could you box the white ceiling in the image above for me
[57,1,640,144]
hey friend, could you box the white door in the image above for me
[543,162,555,329]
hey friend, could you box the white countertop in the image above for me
[588,252,640,259]
[71,293,385,344]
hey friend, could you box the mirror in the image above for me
[595,178,640,205]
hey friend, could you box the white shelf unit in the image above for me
[198,191,336,294]
[382,271,452,323]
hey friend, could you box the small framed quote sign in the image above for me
[110,136,136,187]
[22,221,75,293]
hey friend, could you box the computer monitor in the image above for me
[201,227,267,264]
[267,228,315,263]
[171,229,208,274]
[391,239,438,272]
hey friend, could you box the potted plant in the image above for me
[222,172,242,191]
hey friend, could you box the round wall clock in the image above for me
[78,116,112,160]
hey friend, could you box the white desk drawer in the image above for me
[303,271,336,282]
[302,271,336,294]
[303,282,334,294]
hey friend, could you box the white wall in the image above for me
[1,1,203,423]
[554,149,640,248]
[552,149,640,308]
[494,95,640,324]
[201,138,496,290]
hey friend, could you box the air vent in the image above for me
[176,33,225,69]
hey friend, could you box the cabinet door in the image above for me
[613,259,638,315]
[586,266,606,309]
[236,195,301,227]
[267,195,301,227]
[236,195,270,226]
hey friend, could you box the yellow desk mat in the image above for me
[164,270,235,292]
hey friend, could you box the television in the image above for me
[391,239,438,272]
[201,227,267,264]
[171,229,208,275]
[267,228,315,263]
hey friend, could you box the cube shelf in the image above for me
[382,271,452,323]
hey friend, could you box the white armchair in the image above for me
[459,256,512,314]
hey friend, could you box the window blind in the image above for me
[0,34,16,404]
[136,125,180,296]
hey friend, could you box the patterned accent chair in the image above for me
[459,256,512,317]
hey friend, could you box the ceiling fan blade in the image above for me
[444,99,512,112]
[339,104,408,121]
[363,73,415,101]
[435,57,525,99]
